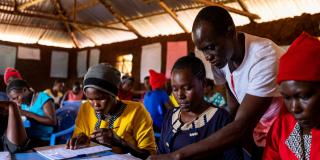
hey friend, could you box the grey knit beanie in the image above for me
[83,63,121,97]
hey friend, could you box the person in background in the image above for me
[144,76,152,93]
[151,6,284,160]
[44,80,65,108]
[118,76,134,101]
[154,55,243,159]
[0,101,29,153]
[66,63,156,159]
[7,80,56,147]
[204,78,226,108]
[61,81,86,103]
[263,33,320,159]
[143,69,171,132]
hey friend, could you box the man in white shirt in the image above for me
[150,6,284,160]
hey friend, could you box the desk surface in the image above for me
[14,150,114,160]
[14,144,114,160]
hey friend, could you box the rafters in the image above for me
[0,7,130,32]
[197,0,260,19]
[99,0,142,37]
[158,0,188,33]
[52,0,80,48]
[236,0,254,22]
[18,0,47,11]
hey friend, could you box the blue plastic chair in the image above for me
[50,106,79,146]
[61,101,82,109]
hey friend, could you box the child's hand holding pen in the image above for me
[90,127,121,147]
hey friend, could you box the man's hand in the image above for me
[90,128,122,147]
[66,133,90,150]
[147,153,181,160]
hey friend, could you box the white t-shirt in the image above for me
[212,33,285,146]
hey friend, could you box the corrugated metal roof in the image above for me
[0,0,319,48]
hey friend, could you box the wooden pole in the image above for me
[158,1,189,33]
[198,0,260,19]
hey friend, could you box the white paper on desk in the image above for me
[37,145,111,160]
[0,151,10,160]
[89,153,141,160]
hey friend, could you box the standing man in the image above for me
[150,6,284,159]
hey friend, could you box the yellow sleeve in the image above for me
[170,93,179,107]
[72,103,89,137]
[132,104,157,154]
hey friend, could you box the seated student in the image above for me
[66,63,156,159]
[118,76,134,101]
[44,80,65,108]
[156,55,243,159]
[204,78,226,108]
[263,33,320,159]
[0,101,29,153]
[61,81,86,103]
[143,69,171,132]
[6,80,57,147]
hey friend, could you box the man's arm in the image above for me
[175,94,272,159]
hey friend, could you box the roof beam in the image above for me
[99,0,142,37]
[0,8,130,32]
[158,0,188,33]
[18,0,47,11]
[197,0,260,19]
[236,0,255,22]
[66,0,99,17]
[53,0,80,48]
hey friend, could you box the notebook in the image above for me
[0,151,10,160]
[36,145,111,160]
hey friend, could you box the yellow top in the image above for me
[44,89,63,104]
[169,93,179,108]
[73,100,157,154]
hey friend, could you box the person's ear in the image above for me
[226,25,236,38]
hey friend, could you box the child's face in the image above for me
[171,69,204,112]
[8,88,31,106]
[280,80,320,129]
[84,87,115,115]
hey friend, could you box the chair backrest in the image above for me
[54,107,79,144]
[61,101,82,109]
[56,107,78,132]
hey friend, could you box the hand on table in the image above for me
[66,133,90,150]
[90,128,122,147]
[147,153,181,160]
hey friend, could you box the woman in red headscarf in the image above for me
[263,32,320,160]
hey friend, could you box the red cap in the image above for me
[4,67,23,85]
[277,32,320,84]
[149,69,166,90]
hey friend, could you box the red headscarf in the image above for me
[277,32,320,84]
[4,67,23,85]
[149,69,166,90]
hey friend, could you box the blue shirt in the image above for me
[158,107,243,159]
[143,89,169,132]
[21,92,54,140]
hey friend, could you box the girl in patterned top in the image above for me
[152,54,243,159]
